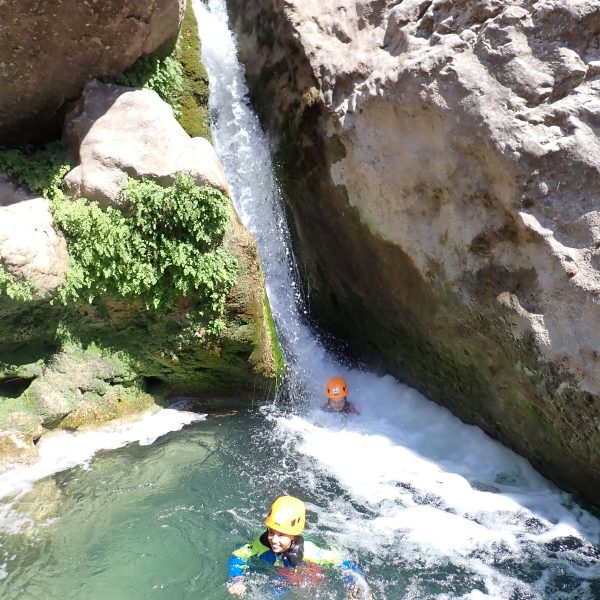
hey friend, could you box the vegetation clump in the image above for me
[106,54,185,116]
[0,267,36,302]
[0,141,71,201]
[53,174,237,333]
[0,144,237,335]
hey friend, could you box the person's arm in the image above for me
[302,540,344,565]
[226,537,269,595]
[303,542,371,599]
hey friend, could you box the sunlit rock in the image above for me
[0,431,39,474]
[0,0,185,144]
[0,178,69,297]
[63,80,229,206]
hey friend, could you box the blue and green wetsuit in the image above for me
[227,531,360,585]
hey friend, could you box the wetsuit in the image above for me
[323,400,359,414]
[227,531,360,585]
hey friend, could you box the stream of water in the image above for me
[0,1,598,598]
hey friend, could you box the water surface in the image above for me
[0,1,599,598]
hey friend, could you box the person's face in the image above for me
[267,527,294,553]
[328,396,346,412]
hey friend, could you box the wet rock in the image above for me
[0,431,39,474]
[226,0,600,507]
[13,478,63,526]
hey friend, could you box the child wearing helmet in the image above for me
[324,376,359,414]
[227,496,368,598]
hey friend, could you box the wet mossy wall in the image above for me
[0,3,282,441]
[176,0,211,139]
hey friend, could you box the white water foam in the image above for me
[0,407,205,507]
[196,0,600,595]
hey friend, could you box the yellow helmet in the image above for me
[264,495,305,536]
[326,375,348,399]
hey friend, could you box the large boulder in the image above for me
[63,80,229,206]
[0,178,69,297]
[0,0,185,144]
[225,0,600,506]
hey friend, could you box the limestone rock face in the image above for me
[0,0,185,144]
[226,0,600,505]
[0,178,69,297]
[0,431,39,475]
[63,80,229,206]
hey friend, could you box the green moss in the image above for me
[103,54,185,117]
[0,389,40,435]
[99,1,211,139]
[264,293,285,376]
[60,385,157,430]
[175,1,211,139]
[0,341,156,433]
[0,297,63,363]
[177,95,209,138]
[0,360,43,382]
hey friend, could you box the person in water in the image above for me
[324,376,359,414]
[226,495,368,598]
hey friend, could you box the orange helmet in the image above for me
[326,376,348,399]
[264,495,305,536]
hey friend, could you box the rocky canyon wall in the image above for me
[225,0,600,506]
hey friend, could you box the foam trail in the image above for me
[0,408,205,504]
[196,0,600,596]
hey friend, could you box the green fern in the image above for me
[0,266,36,301]
[0,142,71,201]
[105,55,185,117]
[52,174,237,334]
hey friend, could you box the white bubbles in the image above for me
[0,408,205,504]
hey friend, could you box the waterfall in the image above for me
[194,0,600,598]
[192,0,329,403]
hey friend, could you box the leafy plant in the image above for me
[52,174,237,334]
[0,266,36,301]
[0,142,236,334]
[0,142,71,201]
[105,54,185,117]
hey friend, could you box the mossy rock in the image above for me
[175,1,211,140]
[0,8,282,448]
[0,207,282,438]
